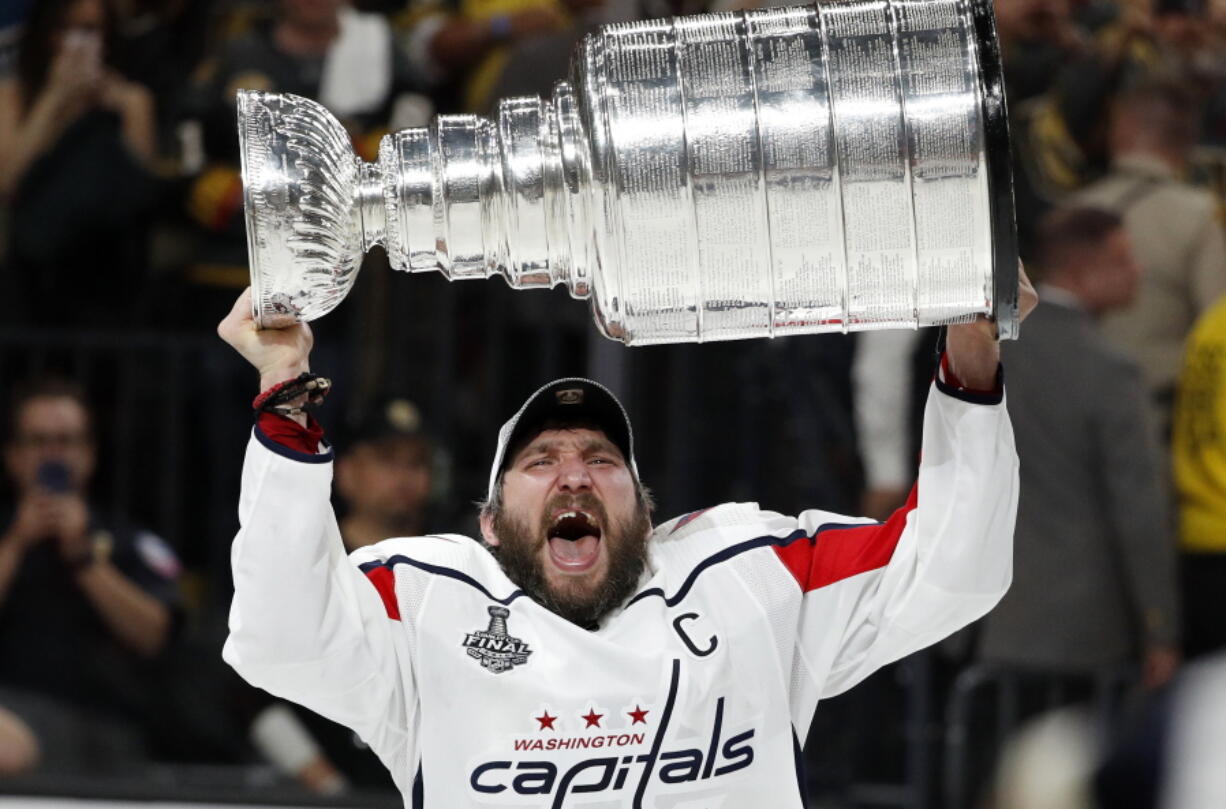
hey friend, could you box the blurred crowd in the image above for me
[1,0,1226,807]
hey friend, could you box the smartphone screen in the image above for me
[36,460,72,494]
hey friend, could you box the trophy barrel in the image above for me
[567,0,1018,345]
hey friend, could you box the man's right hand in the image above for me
[218,289,314,393]
[2,496,53,554]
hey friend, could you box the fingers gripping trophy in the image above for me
[236,0,1022,345]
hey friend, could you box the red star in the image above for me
[535,711,557,731]
[581,708,604,728]
[627,705,649,725]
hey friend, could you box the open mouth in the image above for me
[546,509,602,573]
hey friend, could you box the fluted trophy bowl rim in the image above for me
[237,89,366,330]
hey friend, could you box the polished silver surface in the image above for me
[238,0,1016,343]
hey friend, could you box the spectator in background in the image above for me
[185,0,430,275]
[474,0,609,111]
[399,0,605,115]
[336,398,440,550]
[172,0,434,336]
[1003,0,1221,259]
[994,0,1089,105]
[0,0,157,328]
[108,0,219,149]
[1071,82,1226,442]
[1145,0,1222,89]
[1171,298,1226,659]
[398,0,601,115]
[0,378,182,772]
[994,0,1098,260]
[977,207,1180,690]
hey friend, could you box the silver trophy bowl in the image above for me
[239,0,1018,344]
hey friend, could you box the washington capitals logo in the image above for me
[463,606,532,673]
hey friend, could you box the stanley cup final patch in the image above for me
[463,606,532,673]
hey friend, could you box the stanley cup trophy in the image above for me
[238,0,1018,345]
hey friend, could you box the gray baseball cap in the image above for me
[487,378,637,500]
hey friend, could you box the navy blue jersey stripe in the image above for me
[792,728,810,807]
[411,762,423,809]
[631,658,682,809]
[935,365,1005,405]
[358,555,525,605]
[625,520,880,609]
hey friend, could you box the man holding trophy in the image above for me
[220,0,1037,804]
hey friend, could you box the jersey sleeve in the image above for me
[778,375,1018,700]
[222,425,417,793]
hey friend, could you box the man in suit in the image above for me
[977,206,1180,689]
[1070,82,1226,442]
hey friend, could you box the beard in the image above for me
[491,492,652,629]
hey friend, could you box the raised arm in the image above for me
[784,266,1037,702]
[217,292,416,787]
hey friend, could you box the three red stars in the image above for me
[536,706,648,730]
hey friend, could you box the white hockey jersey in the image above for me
[224,380,1018,808]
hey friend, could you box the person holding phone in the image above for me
[0,378,182,772]
[0,0,155,198]
[0,0,157,327]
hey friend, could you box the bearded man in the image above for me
[219,272,1035,808]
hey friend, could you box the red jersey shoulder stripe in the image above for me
[362,565,402,621]
[773,485,918,593]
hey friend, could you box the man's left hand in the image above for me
[944,261,1038,390]
[42,495,91,563]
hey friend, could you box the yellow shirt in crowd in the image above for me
[1174,297,1226,553]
